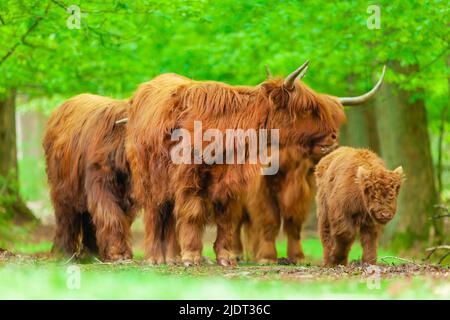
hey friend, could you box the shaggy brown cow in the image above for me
[236,150,317,264]
[315,147,404,266]
[125,62,385,266]
[234,66,381,265]
[43,94,136,261]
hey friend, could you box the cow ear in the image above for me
[262,81,289,109]
[393,166,403,176]
[356,166,368,183]
[393,166,406,181]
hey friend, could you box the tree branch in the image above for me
[425,245,450,251]
[0,4,50,67]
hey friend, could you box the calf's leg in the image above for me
[360,224,380,264]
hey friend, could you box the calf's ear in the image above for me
[356,166,368,182]
[393,166,405,180]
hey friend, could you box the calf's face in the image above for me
[357,166,404,224]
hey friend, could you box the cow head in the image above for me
[357,166,404,224]
[261,61,385,160]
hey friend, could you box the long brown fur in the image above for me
[126,73,345,266]
[315,147,404,266]
[237,149,316,263]
[237,114,344,264]
[43,94,136,261]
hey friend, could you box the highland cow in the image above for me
[43,94,136,261]
[315,147,404,266]
[237,135,343,264]
[237,150,317,264]
[125,62,385,266]
[234,66,373,265]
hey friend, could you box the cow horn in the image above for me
[338,65,386,106]
[115,118,128,124]
[284,60,309,90]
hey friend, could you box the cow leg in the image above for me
[164,209,181,265]
[87,183,132,262]
[231,217,244,262]
[253,203,280,264]
[175,195,206,266]
[329,234,355,266]
[143,203,165,264]
[318,210,333,266]
[81,211,99,256]
[52,202,82,258]
[328,215,356,266]
[283,216,305,264]
[256,222,280,264]
[214,200,239,267]
[360,224,380,265]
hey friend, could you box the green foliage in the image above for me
[18,156,47,201]
[1,1,448,95]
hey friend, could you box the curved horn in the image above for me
[284,60,309,90]
[338,65,386,106]
[115,118,128,124]
[265,64,273,78]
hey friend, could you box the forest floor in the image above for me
[0,224,449,299]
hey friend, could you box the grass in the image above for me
[192,238,397,265]
[0,260,447,299]
[2,238,447,299]
[9,238,397,263]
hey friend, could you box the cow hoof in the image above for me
[217,258,237,267]
[145,256,165,265]
[104,251,132,262]
[257,258,277,265]
[166,257,181,266]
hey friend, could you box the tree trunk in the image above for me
[341,103,380,152]
[375,63,442,247]
[340,75,380,152]
[437,55,450,196]
[0,88,36,223]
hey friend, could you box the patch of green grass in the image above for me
[10,238,398,264]
[202,238,397,264]
[2,239,444,299]
[12,241,53,255]
[0,262,446,299]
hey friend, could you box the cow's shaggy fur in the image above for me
[237,149,316,264]
[315,147,404,266]
[126,72,345,266]
[236,110,344,264]
[43,94,136,261]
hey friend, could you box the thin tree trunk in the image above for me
[0,88,36,223]
[437,55,450,195]
[341,75,380,152]
[375,62,442,246]
[437,103,448,195]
